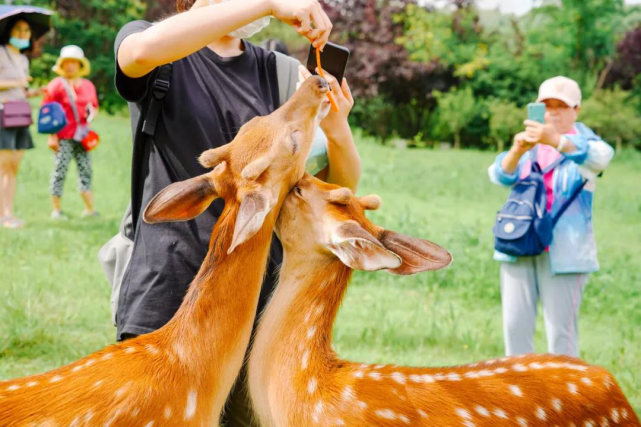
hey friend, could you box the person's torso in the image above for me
[50,77,97,138]
[0,46,28,102]
[118,42,281,335]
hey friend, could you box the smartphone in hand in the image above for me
[527,102,546,124]
[306,42,350,84]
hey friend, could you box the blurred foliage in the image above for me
[487,99,524,152]
[432,87,479,149]
[16,0,146,113]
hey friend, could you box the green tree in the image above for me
[433,87,479,149]
[580,88,641,152]
[16,0,146,112]
[487,99,523,152]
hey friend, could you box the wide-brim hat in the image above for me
[52,45,91,77]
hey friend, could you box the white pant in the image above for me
[500,252,589,357]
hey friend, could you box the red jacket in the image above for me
[43,77,98,140]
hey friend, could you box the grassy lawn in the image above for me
[1,112,640,413]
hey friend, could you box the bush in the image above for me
[487,99,524,152]
[432,87,480,149]
[580,88,641,151]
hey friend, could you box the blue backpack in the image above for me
[37,102,67,134]
[493,154,587,257]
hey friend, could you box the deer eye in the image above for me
[294,186,303,198]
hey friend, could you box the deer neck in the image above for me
[157,199,279,408]
[249,250,352,425]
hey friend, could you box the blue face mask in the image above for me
[9,37,30,50]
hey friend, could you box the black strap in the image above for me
[551,178,588,227]
[142,63,173,136]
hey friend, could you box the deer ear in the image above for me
[327,222,402,271]
[143,165,223,224]
[228,188,275,254]
[378,230,452,275]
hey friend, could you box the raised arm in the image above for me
[119,0,332,78]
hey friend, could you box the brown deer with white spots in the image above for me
[248,173,639,427]
[0,76,331,427]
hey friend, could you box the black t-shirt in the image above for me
[114,20,282,339]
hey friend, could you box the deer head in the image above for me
[277,173,453,274]
[143,76,331,253]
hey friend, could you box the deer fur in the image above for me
[0,76,331,427]
[248,173,639,427]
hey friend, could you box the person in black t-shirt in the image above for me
[114,0,361,425]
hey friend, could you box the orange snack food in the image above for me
[316,47,339,113]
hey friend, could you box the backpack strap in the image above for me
[142,63,173,136]
[273,51,299,107]
[551,178,588,228]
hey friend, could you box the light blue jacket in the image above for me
[488,123,614,274]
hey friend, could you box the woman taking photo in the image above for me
[113,0,360,425]
[0,18,38,229]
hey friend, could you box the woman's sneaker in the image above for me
[81,210,100,218]
[51,210,69,221]
[2,216,25,229]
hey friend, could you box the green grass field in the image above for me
[1,112,640,413]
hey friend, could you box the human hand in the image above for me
[269,0,332,49]
[523,120,561,147]
[510,131,536,155]
[17,77,30,88]
[48,135,59,152]
[297,65,353,136]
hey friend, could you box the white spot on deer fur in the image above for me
[163,406,172,419]
[84,410,94,423]
[308,377,318,394]
[143,422,154,427]
[456,408,471,420]
[132,408,140,417]
[513,364,528,372]
[50,375,63,383]
[374,364,385,370]
[335,419,346,426]
[399,414,411,424]
[301,350,310,370]
[552,398,562,412]
[530,362,544,369]
[392,372,406,384]
[434,373,446,381]
[342,386,354,400]
[611,408,620,422]
[304,311,312,323]
[410,374,422,383]
[478,370,494,377]
[184,390,197,420]
[101,353,112,361]
[475,406,489,417]
[509,385,523,397]
[464,371,480,379]
[313,400,323,422]
[94,380,103,388]
[584,420,595,427]
[516,417,528,426]
[72,364,84,372]
[69,417,80,427]
[535,407,547,421]
[314,304,324,316]
[173,342,186,362]
[500,357,510,362]
[306,326,316,340]
[356,400,367,410]
[418,409,428,418]
[493,409,508,419]
[145,344,159,355]
[604,376,613,389]
[600,416,610,427]
[421,374,435,383]
[124,347,136,354]
[581,377,592,386]
[375,409,397,420]
[369,372,382,381]
[115,382,131,397]
[568,383,578,394]
[494,367,508,374]
[622,408,629,419]
[447,373,462,381]
[26,381,38,387]
[6,385,19,391]
[353,370,364,379]
[484,359,496,365]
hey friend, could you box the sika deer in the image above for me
[0,76,330,427]
[248,173,639,427]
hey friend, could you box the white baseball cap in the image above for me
[537,76,582,107]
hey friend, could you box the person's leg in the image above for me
[500,257,539,356]
[73,144,96,215]
[537,252,588,357]
[0,150,10,219]
[50,140,73,217]
[1,150,25,227]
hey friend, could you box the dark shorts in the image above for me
[0,124,33,150]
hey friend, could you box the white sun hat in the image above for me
[52,45,91,77]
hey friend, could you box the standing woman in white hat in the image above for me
[0,18,41,229]
[488,76,615,357]
[44,45,99,219]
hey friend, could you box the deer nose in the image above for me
[312,75,329,94]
